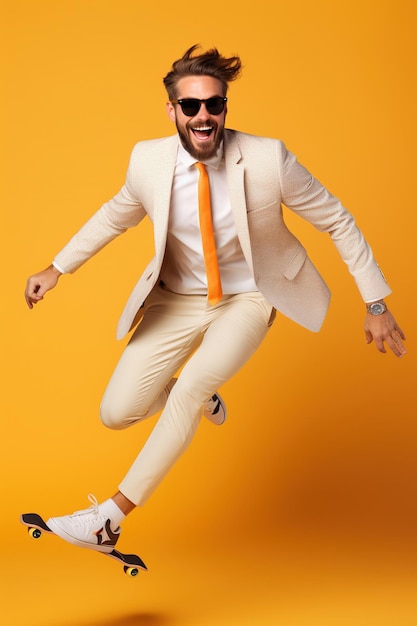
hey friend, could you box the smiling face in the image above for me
[166,75,227,160]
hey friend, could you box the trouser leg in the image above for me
[100,286,203,430]
[118,291,274,506]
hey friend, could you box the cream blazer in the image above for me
[54,129,391,339]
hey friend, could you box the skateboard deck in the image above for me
[20,512,147,577]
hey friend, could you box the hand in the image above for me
[25,265,62,309]
[364,310,406,358]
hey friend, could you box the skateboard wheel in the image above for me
[28,527,42,539]
[123,566,139,577]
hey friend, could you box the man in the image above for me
[24,45,406,556]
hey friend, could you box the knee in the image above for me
[100,402,125,430]
[100,397,148,430]
[100,396,132,430]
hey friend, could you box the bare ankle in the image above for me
[112,491,136,515]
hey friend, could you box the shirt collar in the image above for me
[177,136,224,170]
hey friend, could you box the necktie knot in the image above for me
[195,161,206,175]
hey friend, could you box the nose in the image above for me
[194,102,211,118]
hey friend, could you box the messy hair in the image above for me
[163,44,242,99]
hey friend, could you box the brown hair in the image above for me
[163,44,242,99]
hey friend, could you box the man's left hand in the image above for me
[364,310,407,357]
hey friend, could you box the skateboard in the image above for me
[20,513,147,577]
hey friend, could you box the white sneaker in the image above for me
[47,494,121,554]
[203,393,227,426]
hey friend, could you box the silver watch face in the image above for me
[369,302,385,315]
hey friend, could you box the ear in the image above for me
[166,101,176,123]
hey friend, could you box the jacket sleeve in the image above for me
[53,146,147,274]
[276,141,391,303]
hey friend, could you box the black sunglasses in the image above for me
[170,96,227,117]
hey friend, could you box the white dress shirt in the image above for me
[159,139,258,295]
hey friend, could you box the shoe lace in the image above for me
[70,494,100,518]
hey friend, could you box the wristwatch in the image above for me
[366,301,387,316]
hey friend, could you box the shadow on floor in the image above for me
[56,614,173,626]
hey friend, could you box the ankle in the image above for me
[112,491,136,516]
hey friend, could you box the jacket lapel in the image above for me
[152,136,178,265]
[224,130,254,273]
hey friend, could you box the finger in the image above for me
[394,325,406,340]
[27,295,41,307]
[386,336,404,357]
[25,290,35,308]
[364,330,373,344]
[391,330,407,356]
[27,290,43,303]
[26,281,44,300]
[374,338,387,354]
[25,281,37,300]
[25,288,43,308]
[384,328,407,357]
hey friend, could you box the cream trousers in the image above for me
[100,285,275,506]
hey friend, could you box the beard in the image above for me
[177,120,224,161]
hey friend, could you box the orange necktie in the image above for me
[195,162,223,305]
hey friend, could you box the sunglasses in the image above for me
[170,96,227,117]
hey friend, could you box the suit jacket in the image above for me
[54,129,391,339]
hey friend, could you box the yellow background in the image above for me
[1,1,416,624]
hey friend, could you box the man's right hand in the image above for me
[25,265,62,309]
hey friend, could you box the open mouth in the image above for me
[191,126,214,140]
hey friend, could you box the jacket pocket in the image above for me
[246,199,279,214]
[282,244,307,280]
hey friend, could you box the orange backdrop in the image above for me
[1,1,416,625]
